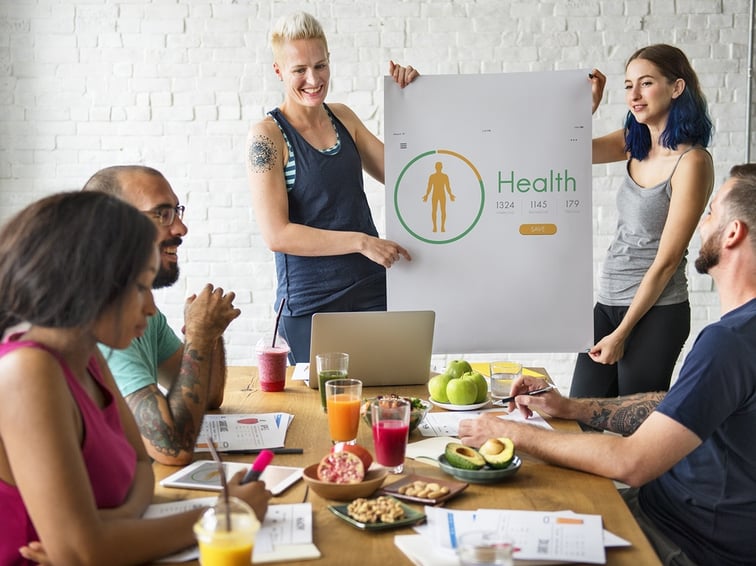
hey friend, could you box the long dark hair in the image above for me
[623,44,713,160]
[0,191,156,337]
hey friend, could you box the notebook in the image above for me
[307,310,435,388]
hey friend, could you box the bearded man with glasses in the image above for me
[84,165,241,465]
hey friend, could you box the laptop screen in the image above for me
[308,310,435,388]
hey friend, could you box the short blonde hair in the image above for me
[270,12,329,63]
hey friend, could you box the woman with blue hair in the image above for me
[571,44,715,398]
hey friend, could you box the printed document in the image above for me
[194,413,293,452]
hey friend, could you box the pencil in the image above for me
[222,447,304,455]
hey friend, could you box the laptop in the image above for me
[307,310,436,388]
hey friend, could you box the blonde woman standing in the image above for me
[246,12,417,363]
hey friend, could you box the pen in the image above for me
[223,448,304,455]
[495,384,556,405]
[241,449,274,484]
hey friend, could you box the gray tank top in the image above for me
[597,150,699,306]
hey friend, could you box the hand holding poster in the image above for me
[384,70,593,354]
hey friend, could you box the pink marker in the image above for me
[241,449,274,484]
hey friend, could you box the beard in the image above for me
[152,238,182,289]
[152,262,179,289]
[694,228,722,274]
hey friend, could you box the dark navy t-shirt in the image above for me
[641,298,756,565]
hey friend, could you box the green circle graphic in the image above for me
[393,149,485,244]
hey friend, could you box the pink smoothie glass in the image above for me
[256,335,290,392]
[371,397,411,473]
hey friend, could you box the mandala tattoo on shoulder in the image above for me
[248,135,277,174]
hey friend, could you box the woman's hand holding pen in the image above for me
[227,470,272,522]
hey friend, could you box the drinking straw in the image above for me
[207,436,232,531]
[271,297,286,348]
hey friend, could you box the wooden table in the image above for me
[151,367,660,565]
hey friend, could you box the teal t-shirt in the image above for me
[99,309,183,398]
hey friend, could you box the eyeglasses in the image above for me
[144,205,185,227]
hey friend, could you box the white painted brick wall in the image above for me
[1,0,754,394]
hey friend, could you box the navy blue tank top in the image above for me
[269,104,384,316]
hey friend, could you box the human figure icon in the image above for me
[422,161,456,232]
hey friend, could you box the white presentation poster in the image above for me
[384,70,594,354]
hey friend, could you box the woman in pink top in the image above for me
[0,192,270,565]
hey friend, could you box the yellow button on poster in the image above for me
[519,223,557,236]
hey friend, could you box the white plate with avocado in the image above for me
[437,454,522,483]
[428,397,491,411]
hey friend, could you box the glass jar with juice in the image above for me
[371,397,411,473]
[316,352,349,412]
[325,378,362,444]
[193,497,260,566]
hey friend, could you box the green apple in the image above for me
[446,359,473,379]
[462,371,489,403]
[428,373,453,403]
[446,376,478,405]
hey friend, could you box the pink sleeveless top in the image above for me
[0,340,137,566]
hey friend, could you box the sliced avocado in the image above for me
[444,442,485,470]
[479,437,515,469]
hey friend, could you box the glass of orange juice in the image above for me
[325,378,363,444]
[193,496,260,566]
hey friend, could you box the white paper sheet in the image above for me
[292,362,309,382]
[397,506,616,565]
[194,413,293,452]
[417,407,553,437]
[405,436,460,466]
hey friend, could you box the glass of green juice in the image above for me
[316,352,349,412]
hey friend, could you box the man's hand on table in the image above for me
[457,377,571,448]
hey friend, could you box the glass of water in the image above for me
[456,531,514,566]
[489,361,522,399]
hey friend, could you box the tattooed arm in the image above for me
[127,284,240,465]
[458,381,701,486]
[245,117,410,268]
[564,392,665,435]
[206,336,227,409]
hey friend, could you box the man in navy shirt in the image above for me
[459,163,756,566]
